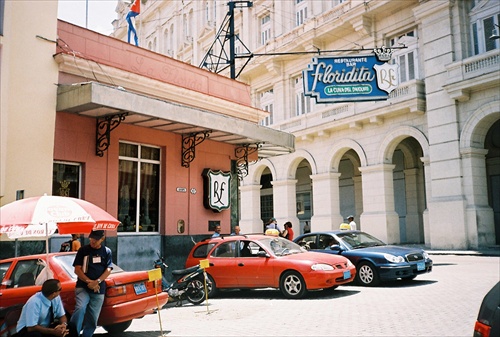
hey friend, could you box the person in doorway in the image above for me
[347,215,357,230]
[231,225,241,236]
[70,230,112,337]
[16,279,77,337]
[281,222,294,240]
[303,221,311,234]
[71,234,81,252]
[212,225,222,237]
[265,218,281,232]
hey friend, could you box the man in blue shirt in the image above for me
[70,230,113,337]
[16,279,75,337]
[212,225,222,237]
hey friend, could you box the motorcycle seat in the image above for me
[171,265,199,276]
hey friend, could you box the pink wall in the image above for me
[56,20,252,107]
[54,112,234,236]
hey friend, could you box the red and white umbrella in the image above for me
[0,195,120,245]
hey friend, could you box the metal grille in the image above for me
[406,253,423,262]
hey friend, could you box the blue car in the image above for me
[294,230,433,286]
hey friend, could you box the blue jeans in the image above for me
[70,287,105,337]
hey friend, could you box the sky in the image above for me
[57,0,118,35]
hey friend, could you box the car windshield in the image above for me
[258,237,304,256]
[54,254,124,279]
[336,232,386,250]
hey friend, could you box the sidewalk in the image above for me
[401,244,500,257]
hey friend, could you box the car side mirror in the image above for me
[330,244,342,252]
[257,251,269,258]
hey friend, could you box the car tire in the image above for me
[356,262,380,286]
[205,273,218,298]
[280,271,307,299]
[102,320,132,334]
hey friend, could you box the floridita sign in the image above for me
[303,47,399,103]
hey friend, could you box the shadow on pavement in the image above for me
[375,279,437,288]
[193,287,360,301]
[94,331,172,337]
[433,262,457,266]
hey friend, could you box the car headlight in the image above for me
[423,251,429,259]
[384,253,405,263]
[311,263,334,271]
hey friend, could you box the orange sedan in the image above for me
[185,234,356,299]
[0,252,168,335]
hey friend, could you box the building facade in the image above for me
[113,0,499,250]
[0,0,293,273]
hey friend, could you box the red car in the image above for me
[185,234,356,299]
[0,252,168,335]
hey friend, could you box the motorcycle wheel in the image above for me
[186,279,206,305]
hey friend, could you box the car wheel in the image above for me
[356,262,380,286]
[205,273,218,298]
[186,279,206,305]
[280,271,307,299]
[102,320,132,334]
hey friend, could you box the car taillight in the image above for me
[106,285,127,297]
[474,320,491,337]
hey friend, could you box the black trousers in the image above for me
[14,322,78,337]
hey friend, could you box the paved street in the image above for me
[94,254,499,337]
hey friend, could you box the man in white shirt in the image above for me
[347,215,357,231]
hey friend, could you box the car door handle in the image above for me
[209,263,214,267]
[238,263,244,266]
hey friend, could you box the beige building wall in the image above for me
[0,1,59,204]
[113,0,500,249]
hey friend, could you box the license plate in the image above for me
[343,270,351,280]
[133,282,147,295]
[417,261,425,271]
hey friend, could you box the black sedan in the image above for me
[474,281,500,337]
[294,230,432,286]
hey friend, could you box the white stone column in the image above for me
[239,184,262,233]
[310,173,343,231]
[271,179,299,229]
[461,147,495,248]
[359,164,400,244]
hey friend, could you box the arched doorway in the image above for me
[338,149,362,227]
[259,167,274,228]
[392,137,425,244]
[485,119,500,244]
[295,160,312,234]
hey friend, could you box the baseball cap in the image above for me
[89,230,105,240]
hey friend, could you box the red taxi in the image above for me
[185,234,356,299]
[0,252,168,335]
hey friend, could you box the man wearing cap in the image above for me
[70,230,113,337]
[265,217,281,232]
[347,215,357,231]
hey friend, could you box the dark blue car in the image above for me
[294,230,433,286]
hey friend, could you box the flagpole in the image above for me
[86,0,89,28]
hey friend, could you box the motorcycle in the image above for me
[153,251,207,306]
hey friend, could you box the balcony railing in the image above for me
[445,49,499,101]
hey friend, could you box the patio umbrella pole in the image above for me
[45,222,50,259]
